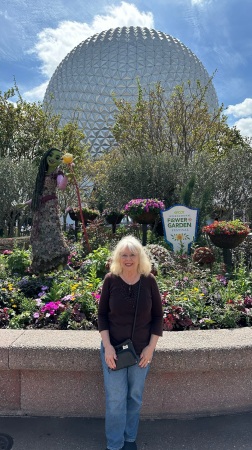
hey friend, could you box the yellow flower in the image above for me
[13,304,17,308]
[193,287,199,292]
[8,284,13,291]
[71,283,80,292]
[62,153,74,164]
[175,234,183,241]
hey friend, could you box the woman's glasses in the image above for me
[120,253,137,259]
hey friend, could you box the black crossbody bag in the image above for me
[113,278,141,371]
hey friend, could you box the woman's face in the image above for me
[120,246,139,272]
[47,150,61,169]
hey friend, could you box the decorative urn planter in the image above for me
[208,233,247,249]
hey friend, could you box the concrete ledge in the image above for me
[1,328,252,418]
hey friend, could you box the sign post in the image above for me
[161,204,199,253]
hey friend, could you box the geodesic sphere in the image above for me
[44,26,218,157]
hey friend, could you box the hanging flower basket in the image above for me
[124,198,165,225]
[103,210,124,226]
[208,234,247,249]
[202,220,250,249]
[132,211,159,224]
[68,207,99,224]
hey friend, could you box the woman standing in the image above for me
[30,147,70,273]
[98,235,163,450]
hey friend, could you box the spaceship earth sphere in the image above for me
[44,26,218,157]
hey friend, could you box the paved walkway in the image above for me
[0,412,252,450]
[1,412,252,449]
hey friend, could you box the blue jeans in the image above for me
[100,343,150,450]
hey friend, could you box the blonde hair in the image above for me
[110,235,151,276]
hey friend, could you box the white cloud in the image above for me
[226,98,252,118]
[191,0,211,5]
[233,117,252,138]
[23,81,49,103]
[25,1,154,102]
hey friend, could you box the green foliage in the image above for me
[17,276,54,298]
[41,281,65,303]
[232,260,252,296]
[0,158,37,235]
[112,79,231,162]
[180,175,196,207]
[6,248,31,275]
[85,247,111,279]
[9,311,32,329]
[93,149,181,208]
[92,79,250,220]
[1,240,252,331]
[0,84,92,237]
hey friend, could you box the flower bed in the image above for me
[1,241,252,331]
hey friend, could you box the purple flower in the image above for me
[3,249,12,255]
[40,301,63,315]
[33,312,40,319]
[216,275,228,286]
[38,291,46,297]
[124,198,165,216]
[41,285,49,291]
[244,296,252,307]
[61,294,75,302]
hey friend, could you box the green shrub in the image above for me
[6,248,31,275]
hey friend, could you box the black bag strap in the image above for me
[131,277,141,341]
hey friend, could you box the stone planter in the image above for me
[209,233,248,249]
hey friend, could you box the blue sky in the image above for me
[1,0,252,136]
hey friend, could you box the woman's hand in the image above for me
[139,345,154,368]
[104,344,117,370]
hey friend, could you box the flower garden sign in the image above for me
[161,205,199,253]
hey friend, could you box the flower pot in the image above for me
[68,209,99,224]
[105,213,124,225]
[209,233,247,249]
[68,210,79,221]
[131,211,159,224]
[83,212,99,224]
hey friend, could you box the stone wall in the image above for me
[1,328,252,418]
